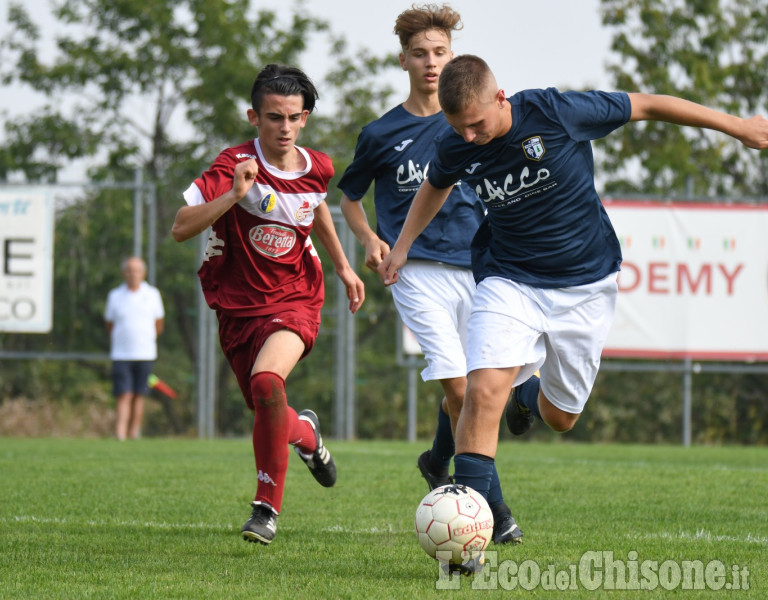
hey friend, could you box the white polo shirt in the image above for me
[105,282,165,360]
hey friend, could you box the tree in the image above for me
[1,1,332,189]
[592,0,768,445]
[597,0,768,198]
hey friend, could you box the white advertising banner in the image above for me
[604,201,768,361]
[0,188,54,333]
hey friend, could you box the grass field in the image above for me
[1,437,766,599]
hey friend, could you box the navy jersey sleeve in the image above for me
[552,90,631,142]
[427,132,466,190]
[337,125,378,201]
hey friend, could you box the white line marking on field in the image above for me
[532,456,768,473]
[323,524,400,534]
[627,529,767,545]
[4,515,235,531]
[4,515,405,535]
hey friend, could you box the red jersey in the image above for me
[184,139,334,320]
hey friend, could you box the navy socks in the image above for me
[516,375,542,420]
[433,406,508,515]
[453,453,494,500]
[431,403,455,468]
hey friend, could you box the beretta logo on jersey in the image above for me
[249,224,296,257]
[523,136,545,161]
[260,192,276,213]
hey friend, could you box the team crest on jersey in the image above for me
[260,192,276,213]
[249,224,296,257]
[295,200,312,223]
[523,136,545,161]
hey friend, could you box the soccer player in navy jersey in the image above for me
[380,54,768,516]
[172,64,365,546]
[338,5,521,546]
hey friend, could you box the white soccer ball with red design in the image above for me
[414,484,494,564]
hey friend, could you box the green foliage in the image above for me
[591,0,768,447]
[1,0,324,182]
[0,113,101,182]
[2,438,767,598]
[598,0,768,197]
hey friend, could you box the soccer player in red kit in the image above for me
[172,64,365,546]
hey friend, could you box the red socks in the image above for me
[250,371,316,512]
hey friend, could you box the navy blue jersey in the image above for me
[428,88,632,287]
[338,105,485,268]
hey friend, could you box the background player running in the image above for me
[338,6,521,545]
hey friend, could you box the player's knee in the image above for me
[465,383,505,420]
[549,415,578,433]
[539,394,580,432]
[543,410,579,433]
[250,371,286,408]
[442,393,464,415]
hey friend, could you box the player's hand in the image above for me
[738,114,768,150]
[377,245,407,286]
[364,238,390,272]
[337,265,365,314]
[232,159,259,199]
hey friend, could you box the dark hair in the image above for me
[438,54,493,115]
[250,64,319,113]
[394,3,462,50]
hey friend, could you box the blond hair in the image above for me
[394,4,462,50]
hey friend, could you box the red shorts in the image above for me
[216,311,320,410]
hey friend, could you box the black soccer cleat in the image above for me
[442,552,486,576]
[295,409,337,487]
[242,501,277,545]
[417,449,453,491]
[492,513,523,545]
[504,387,534,436]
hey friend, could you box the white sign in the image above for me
[604,201,768,361]
[0,188,54,332]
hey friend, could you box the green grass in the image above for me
[1,438,766,599]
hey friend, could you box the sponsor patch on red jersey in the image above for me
[295,200,313,223]
[249,224,296,257]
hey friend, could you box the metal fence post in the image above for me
[132,168,143,258]
[146,181,157,285]
[196,232,211,439]
[343,221,357,440]
[682,357,692,447]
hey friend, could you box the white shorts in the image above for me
[390,261,475,381]
[466,273,618,414]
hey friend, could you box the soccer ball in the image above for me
[414,484,494,565]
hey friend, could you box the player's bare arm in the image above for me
[377,179,452,286]
[339,194,391,271]
[171,159,259,242]
[628,93,768,150]
[312,201,366,314]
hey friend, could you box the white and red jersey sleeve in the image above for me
[184,139,334,320]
